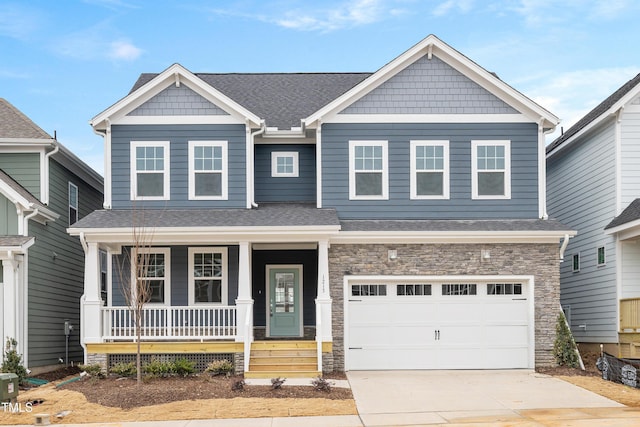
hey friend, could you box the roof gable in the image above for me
[547,72,640,157]
[91,64,263,130]
[0,169,58,223]
[127,84,230,117]
[304,34,558,128]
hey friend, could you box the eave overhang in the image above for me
[604,220,640,241]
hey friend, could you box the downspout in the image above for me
[22,207,40,236]
[42,141,60,205]
[248,121,266,208]
[559,233,570,261]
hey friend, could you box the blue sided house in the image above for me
[69,35,573,376]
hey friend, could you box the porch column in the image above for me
[2,258,19,349]
[235,241,253,372]
[82,242,102,352]
[316,240,332,341]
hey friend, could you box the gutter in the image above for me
[249,121,266,208]
[22,208,39,236]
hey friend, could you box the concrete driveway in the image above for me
[347,370,636,426]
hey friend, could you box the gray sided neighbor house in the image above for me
[69,35,573,376]
[547,73,640,358]
[0,98,103,373]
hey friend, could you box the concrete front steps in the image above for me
[244,340,320,379]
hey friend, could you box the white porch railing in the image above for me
[102,306,237,340]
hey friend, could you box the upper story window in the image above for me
[410,140,449,199]
[133,247,170,305]
[68,182,78,225]
[130,141,170,200]
[597,246,606,266]
[271,152,299,177]
[472,140,511,199]
[188,141,227,200]
[349,140,388,200]
[188,247,227,304]
[572,253,580,272]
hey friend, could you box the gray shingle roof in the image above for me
[547,73,640,154]
[0,236,33,247]
[340,218,572,232]
[130,73,371,130]
[0,169,47,209]
[0,98,52,140]
[70,203,340,229]
[605,198,640,230]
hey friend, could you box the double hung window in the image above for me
[349,140,388,200]
[133,248,170,305]
[410,140,449,199]
[188,141,227,200]
[472,140,510,199]
[188,248,227,304]
[131,141,170,200]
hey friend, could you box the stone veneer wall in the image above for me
[328,243,560,371]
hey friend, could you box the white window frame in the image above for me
[597,246,606,266]
[68,182,78,225]
[410,140,449,200]
[188,247,228,305]
[188,140,228,200]
[572,253,580,273]
[271,151,299,177]
[471,140,511,200]
[131,247,171,306]
[130,141,170,201]
[349,140,388,200]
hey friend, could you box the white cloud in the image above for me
[521,67,639,142]
[0,4,42,40]
[108,40,143,61]
[432,0,474,17]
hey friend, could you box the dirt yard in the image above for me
[2,352,640,425]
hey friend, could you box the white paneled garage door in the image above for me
[346,279,532,370]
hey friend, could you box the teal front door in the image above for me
[267,266,302,337]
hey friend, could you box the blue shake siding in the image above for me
[321,122,539,219]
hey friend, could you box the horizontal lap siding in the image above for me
[28,160,103,367]
[0,193,19,234]
[322,123,538,219]
[547,118,618,342]
[254,144,316,202]
[111,124,246,209]
[621,110,640,207]
[0,152,41,199]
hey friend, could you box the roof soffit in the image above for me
[91,64,262,129]
[304,35,559,128]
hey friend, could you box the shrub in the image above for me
[1,338,28,384]
[173,358,196,377]
[205,359,234,377]
[110,361,137,377]
[79,363,105,378]
[143,358,174,377]
[553,311,580,368]
[311,376,333,392]
[271,377,285,389]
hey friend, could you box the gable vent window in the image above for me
[68,182,78,225]
[189,141,227,200]
[349,141,388,200]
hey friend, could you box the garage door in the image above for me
[346,280,531,370]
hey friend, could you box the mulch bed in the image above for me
[535,351,601,377]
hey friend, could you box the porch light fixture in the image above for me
[388,250,398,261]
[481,249,490,260]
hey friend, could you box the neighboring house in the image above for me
[547,73,640,357]
[0,98,103,373]
[69,35,573,377]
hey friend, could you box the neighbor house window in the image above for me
[68,182,78,225]
[410,140,449,199]
[271,152,299,177]
[597,247,606,266]
[472,140,511,199]
[572,253,580,272]
[133,248,170,305]
[188,248,227,304]
[349,140,388,200]
[188,141,227,200]
[130,141,170,200]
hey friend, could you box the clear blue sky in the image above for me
[2,0,638,175]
